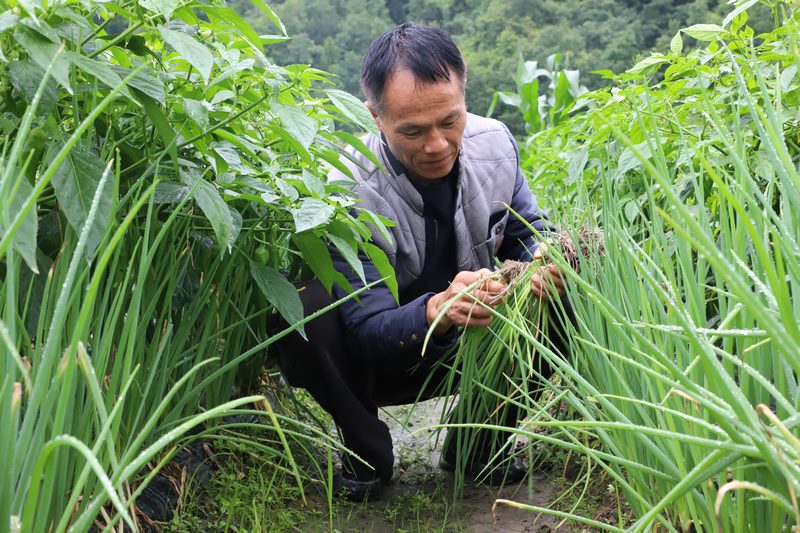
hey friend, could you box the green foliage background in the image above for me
[231,0,773,133]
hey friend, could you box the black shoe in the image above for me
[439,453,527,486]
[332,470,388,502]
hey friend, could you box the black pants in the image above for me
[276,280,569,479]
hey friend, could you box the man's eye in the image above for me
[442,121,456,128]
[403,131,421,138]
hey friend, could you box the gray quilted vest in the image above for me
[331,113,519,291]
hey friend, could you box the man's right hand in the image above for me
[425,269,506,335]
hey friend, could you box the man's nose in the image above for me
[424,130,448,153]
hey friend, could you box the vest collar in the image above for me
[380,133,407,177]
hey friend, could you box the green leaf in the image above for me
[209,89,235,105]
[248,0,287,35]
[497,91,522,108]
[516,58,542,86]
[250,262,304,337]
[159,26,214,83]
[269,124,312,165]
[327,233,365,285]
[301,169,325,197]
[780,65,797,92]
[136,92,177,167]
[66,52,133,100]
[670,32,683,56]
[623,199,639,224]
[48,145,114,259]
[16,0,37,21]
[203,6,264,58]
[292,198,334,233]
[591,69,616,79]
[215,130,259,160]
[238,176,271,193]
[332,131,383,170]
[9,175,38,272]
[153,182,188,204]
[315,147,354,180]
[15,27,71,91]
[567,149,588,184]
[110,66,165,103]
[183,173,233,255]
[182,98,209,130]
[681,24,725,41]
[140,0,179,20]
[20,18,59,42]
[275,178,299,202]
[0,11,19,32]
[228,206,242,248]
[362,242,398,303]
[626,54,670,75]
[616,142,652,177]
[9,59,56,115]
[123,34,151,56]
[723,3,757,29]
[292,231,336,292]
[274,103,318,150]
[355,208,395,247]
[552,72,573,113]
[212,141,241,168]
[260,35,291,45]
[520,78,539,110]
[326,89,379,136]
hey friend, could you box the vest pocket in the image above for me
[487,211,509,240]
[471,235,501,267]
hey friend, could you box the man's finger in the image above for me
[530,274,545,298]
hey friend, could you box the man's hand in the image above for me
[530,242,568,301]
[426,269,506,335]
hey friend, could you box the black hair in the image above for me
[360,23,466,111]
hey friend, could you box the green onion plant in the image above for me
[483,3,800,531]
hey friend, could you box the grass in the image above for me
[164,400,459,533]
[166,393,613,533]
[163,453,319,533]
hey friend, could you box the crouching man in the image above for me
[276,23,570,501]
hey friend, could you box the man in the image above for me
[277,23,568,501]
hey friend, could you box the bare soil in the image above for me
[298,398,577,532]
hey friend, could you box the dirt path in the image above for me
[311,399,569,532]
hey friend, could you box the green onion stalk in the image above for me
[492,11,800,528]
[429,229,604,496]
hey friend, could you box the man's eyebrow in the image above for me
[396,122,423,133]
[441,110,461,122]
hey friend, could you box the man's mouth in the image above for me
[425,154,451,166]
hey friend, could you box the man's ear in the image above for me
[365,101,382,130]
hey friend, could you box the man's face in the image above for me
[368,68,467,181]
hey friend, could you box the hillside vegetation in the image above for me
[231,0,771,132]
